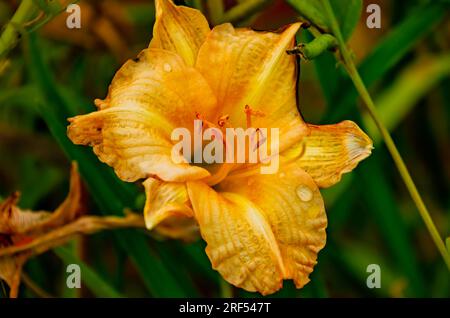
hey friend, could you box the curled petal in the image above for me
[0,163,82,235]
[196,23,307,152]
[68,107,209,182]
[143,178,198,240]
[38,162,83,230]
[187,181,285,295]
[0,193,49,235]
[219,163,327,289]
[296,121,373,188]
[150,0,210,66]
[149,217,199,241]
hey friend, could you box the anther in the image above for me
[244,105,265,128]
[195,112,217,129]
[218,114,229,128]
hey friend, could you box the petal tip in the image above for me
[343,120,373,162]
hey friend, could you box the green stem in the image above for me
[321,0,450,271]
[0,0,38,58]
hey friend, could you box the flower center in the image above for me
[194,105,267,186]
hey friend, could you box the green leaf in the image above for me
[286,0,329,32]
[358,155,426,297]
[24,31,189,297]
[287,0,361,40]
[54,246,122,298]
[446,237,450,255]
[329,242,401,297]
[329,0,362,40]
[323,2,447,123]
[305,30,339,106]
[365,54,450,142]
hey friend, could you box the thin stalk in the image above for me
[21,272,53,298]
[321,0,450,271]
[0,0,38,58]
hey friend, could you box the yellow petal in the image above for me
[296,121,373,188]
[187,181,285,295]
[219,162,327,289]
[195,23,307,152]
[68,107,208,182]
[68,49,217,182]
[94,48,217,127]
[143,178,198,240]
[143,178,193,228]
[150,217,199,241]
[150,0,210,66]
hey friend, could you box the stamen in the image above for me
[195,112,216,129]
[218,114,229,128]
[244,105,265,128]
[196,112,227,148]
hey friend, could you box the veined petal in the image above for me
[195,23,307,152]
[68,48,217,182]
[68,107,209,182]
[143,178,198,240]
[187,181,285,295]
[94,48,217,127]
[150,0,210,66]
[296,121,373,188]
[143,178,193,229]
[219,163,327,289]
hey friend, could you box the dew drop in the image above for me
[296,185,313,202]
[163,63,172,72]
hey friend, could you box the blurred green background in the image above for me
[0,0,449,297]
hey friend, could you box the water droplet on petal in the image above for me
[296,185,313,202]
[163,63,172,72]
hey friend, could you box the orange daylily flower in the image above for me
[67,0,372,295]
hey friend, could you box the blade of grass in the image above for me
[54,246,122,298]
[328,241,403,297]
[365,54,450,142]
[322,2,447,123]
[358,155,426,296]
[24,32,189,297]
